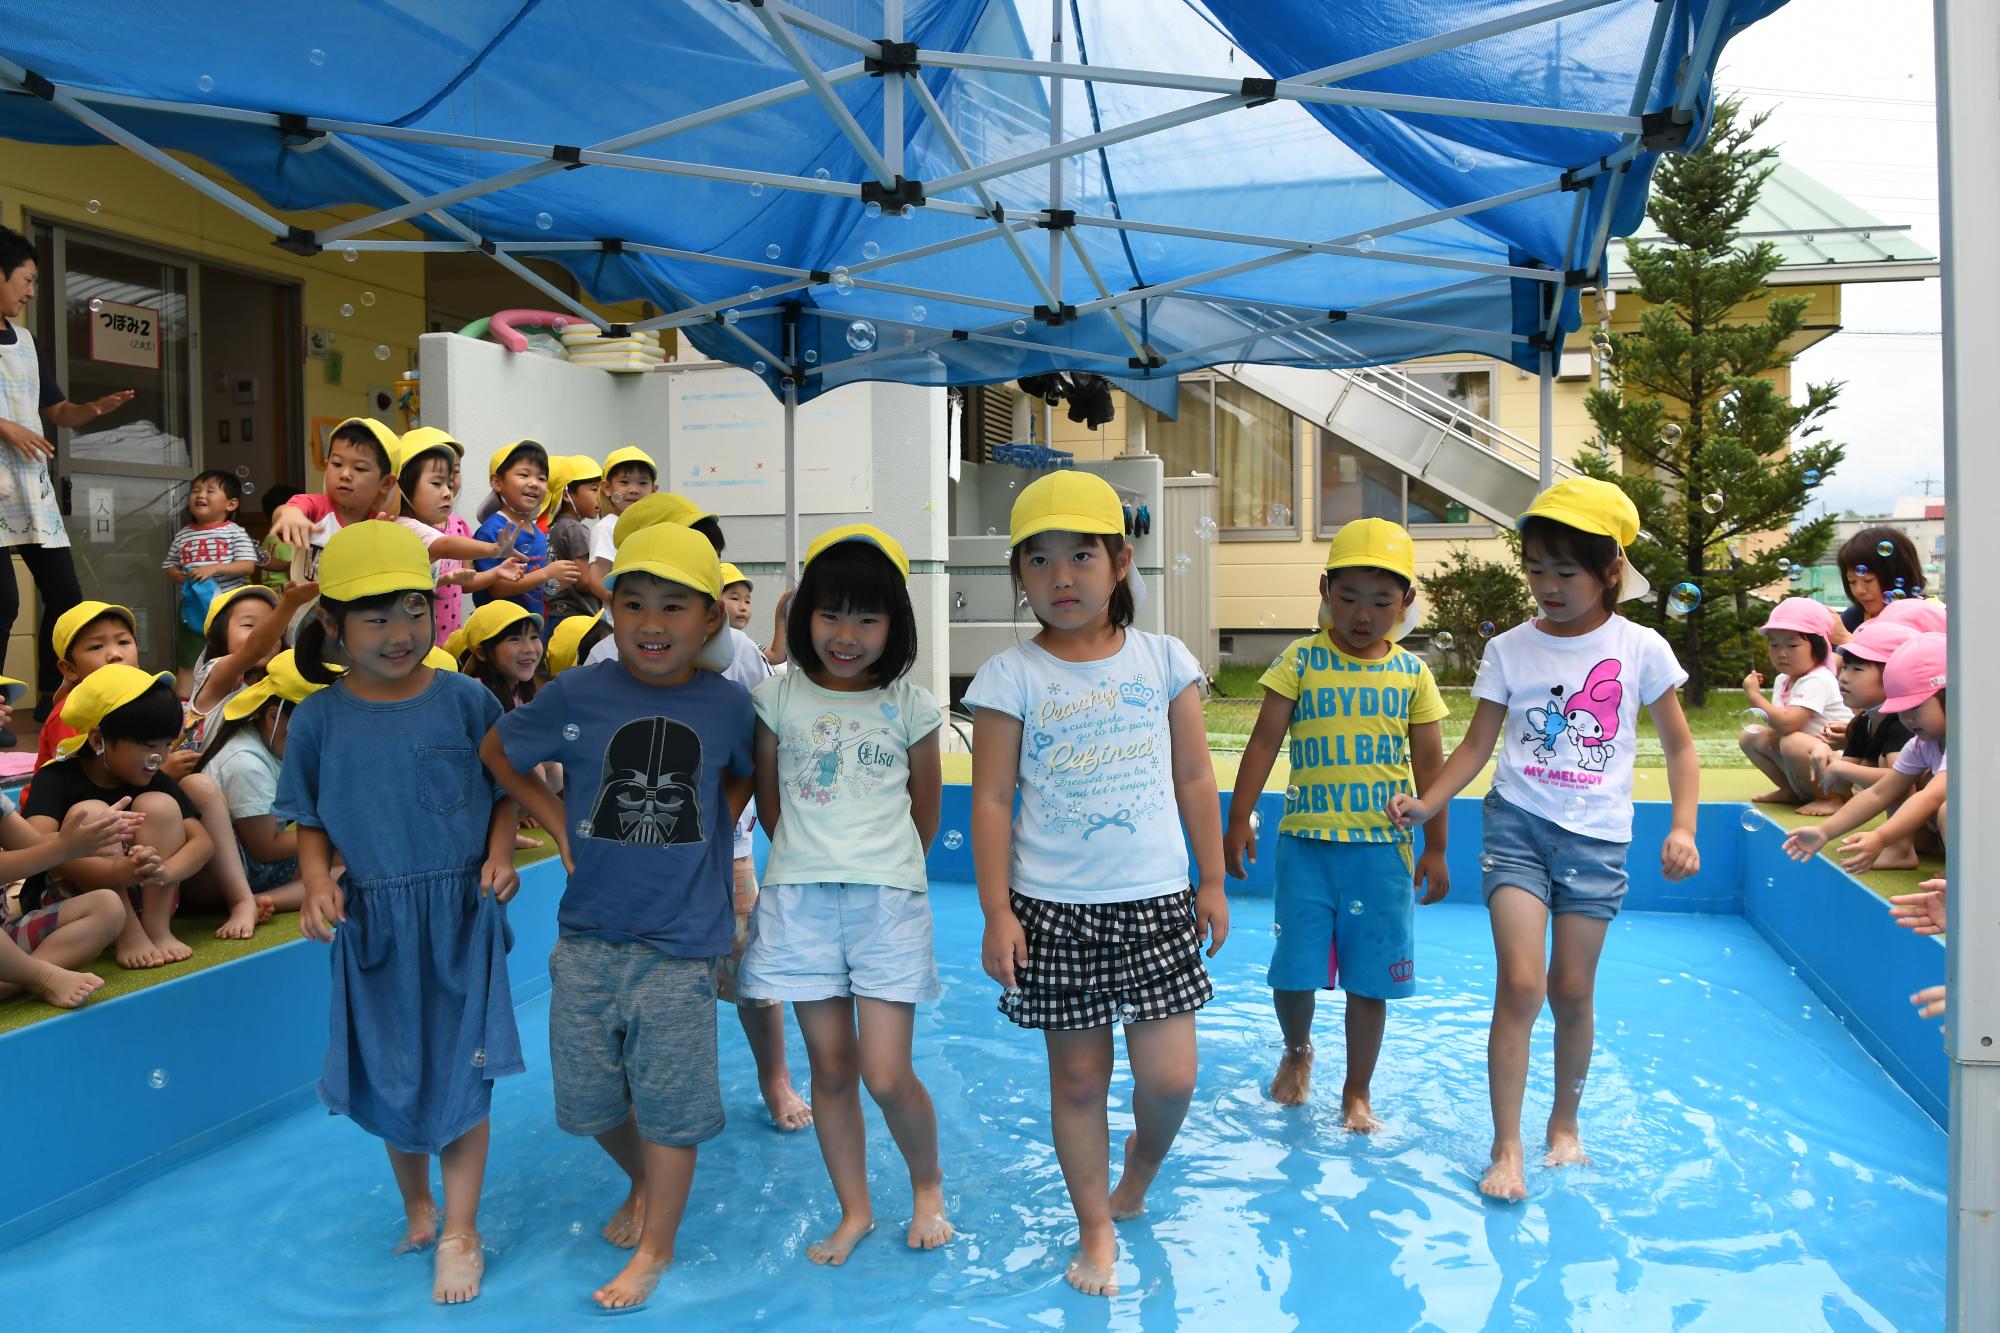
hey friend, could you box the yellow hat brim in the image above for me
[201,583,279,636]
[0,674,25,705]
[53,669,176,759]
[804,524,910,580]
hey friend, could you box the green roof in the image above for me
[1608,159,1936,288]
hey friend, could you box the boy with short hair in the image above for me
[481,521,755,1311]
[1222,518,1451,1129]
[164,469,261,693]
[265,417,402,580]
[34,600,138,773]
[584,446,658,602]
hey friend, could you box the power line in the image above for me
[1726,82,1935,108]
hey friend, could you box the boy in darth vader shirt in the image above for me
[481,522,753,1311]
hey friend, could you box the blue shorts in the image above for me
[1268,836,1417,999]
[740,882,940,1005]
[1479,792,1629,920]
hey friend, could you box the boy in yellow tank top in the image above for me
[1223,519,1451,1130]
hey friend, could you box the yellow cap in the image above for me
[397,426,464,463]
[444,600,542,661]
[488,439,550,479]
[1516,476,1650,601]
[609,520,722,598]
[1323,517,1416,585]
[565,454,603,485]
[1010,471,1124,547]
[612,491,718,551]
[602,446,657,478]
[424,645,458,672]
[547,611,606,675]
[221,650,324,722]
[315,520,435,602]
[718,562,751,591]
[201,583,279,636]
[542,454,605,519]
[53,600,136,660]
[804,523,910,580]
[331,417,400,467]
[0,674,24,705]
[54,664,176,759]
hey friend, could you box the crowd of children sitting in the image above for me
[0,433,1957,1310]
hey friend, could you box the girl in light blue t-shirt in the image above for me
[740,525,952,1267]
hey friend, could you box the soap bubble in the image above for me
[749,181,765,197]
[832,268,855,296]
[1452,149,1475,173]
[752,360,766,375]
[783,377,797,392]
[845,320,877,352]
[1119,1003,1138,1024]
[1787,567,1802,584]
[1667,582,1702,617]
[1702,493,1723,514]
[1661,422,1682,445]
[1259,610,1277,628]
[374,344,391,360]
[985,527,997,536]
[569,1222,584,1236]
[764,242,781,261]
[1885,588,1905,602]
[562,723,581,742]
[863,200,881,220]
[86,198,101,214]
[1248,810,1262,833]
[910,304,927,323]
[1479,854,1496,872]
[341,246,358,263]
[196,74,215,93]
[814,167,831,181]
[1267,503,1291,526]
[942,830,964,851]
[309,47,326,66]
[1802,469,1820,486]
[360,291,376,307]
[1876,539,1894,558]
[578,820,593,837]
[534,211,553,231]
[861,241,879,261]
[723,308,741,326]
[1347,900,1364,916]
[89,298,103,313]
[1271,922,1283,938]
[1357,234,1376,252]
[1739,808,1760,833]
[1171,553,1193,575]
[1563,867,1580,884]
[1285,785,1301,803]
[1144,239,1166,262]
[899,204,915,218]
[1433,631,1455,651]
[401,592,428,616]
[144,752,163,772]
[339,303,354,318]
[148,1068,169,1090]
[1777,557,1791,572]
[471,1049,486,1068]
[235,464,250,478]
[1478,620,1496,637]
[1561,793,1588,824]
[1855,563,1869,577]
[1012,319,1028,335]
[1195,516,1218,541]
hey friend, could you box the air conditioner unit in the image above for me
[1555,351,1593,382]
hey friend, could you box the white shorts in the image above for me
[739,882,940,1005]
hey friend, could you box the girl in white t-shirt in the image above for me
[739,525,952,1267]
[964,472,1228,1299]
[1739,596,1854,812]
[1388,478,1701,1204]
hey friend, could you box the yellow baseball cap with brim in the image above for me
[718,563,751,591]
[608,520,723,598]
[53,600,135,661]
[541,455,577,521]
[444,601,542,661]
[201,583,279,636]
[1324,517,1416,584]
[1517,477,1651,602]
[488,439,551,479]
[565,454,603,485]
[398,426,464,461]
[612,491,718,551]
[602,446,657,478]
[53,665,176,760]
[315,520,435,602]
[1010,471,1123,546]
[221,650,323,722]
[0,674,25,706]
[805,524,909,580]
[547,611,606,675]
[332,417,400,466]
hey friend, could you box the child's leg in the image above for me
[1543,912,1612,1168]
[1269,989,1317,1105]
[1341,995,1388,1133]
[1044,1026,1119,1296]
[129,791,192,964]
[592,1113,649,1247]
[1110,1010,1197,1221]
[386,1147,438,1253]
[174,772,257,938]
[1483,886,1551,1202]
[0,889,123,1006]
[793,996,876,1264]
[739,1003,810,1129]
[855,996,952,1250]
[1778,731,1836,812]
[595,1141,695,1311]
[434,1118,491,1304]
[1737,726,1796,803]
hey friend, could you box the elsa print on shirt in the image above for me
[781,709,898,807]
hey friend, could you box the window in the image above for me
[1134,377,1299,536]
[1139,379,1216,480]
[1317,431,1406,534]
[1407,475,1473,527]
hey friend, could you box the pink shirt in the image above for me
[433,512,473,645]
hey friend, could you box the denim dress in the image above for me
[274,670,523,1155]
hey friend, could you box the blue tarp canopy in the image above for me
[0,0,1784,400]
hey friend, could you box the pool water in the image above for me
[6,891,1944,1331]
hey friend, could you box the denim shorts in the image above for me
[1269,836,1417,999]
[1479,792,1630,921]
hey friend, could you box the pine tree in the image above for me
[1576,99,1843,706]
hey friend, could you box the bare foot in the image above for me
[1862,843,1921,871]
[254,893,277,924]
[1544,1127,1592,1169]
[762,1075,813,1131]
[1750,788,1798,806]
[115,934,168,970]
[147,926,192,964]
[1796,797,1844,817]
[27,960,106,1009]
[907,1180,953,1250]
[216,901,259,940]
[1065,1228,1119,1297]
[594,1248,672,1310]
[808,1211,875,1266]
[395,1199,439,1253]
[1108,1133,1157,1221]
[514,832,540,851]
[602,1188,645,1249]
[1479,1145,1528,1202]
[1269,1045,1313,1106]
[433,1232,484,1304]
[1340,1088,1384,1134]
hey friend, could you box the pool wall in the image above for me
[0,794,1944,1250]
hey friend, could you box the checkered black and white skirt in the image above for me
[999,887,1214,1031]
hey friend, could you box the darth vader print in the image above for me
[586,716,706,846]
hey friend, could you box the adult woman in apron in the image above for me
[0,225,135,741]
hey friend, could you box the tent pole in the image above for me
[1048,0,1065,305]
[784,383,800,587]
[1937,1,2000,1328]
[884,0,904,180]
[1537,348,1555,488]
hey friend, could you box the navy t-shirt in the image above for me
[497,660,754,957]
[472,511,550,617]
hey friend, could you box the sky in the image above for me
[1714,0,1943,519]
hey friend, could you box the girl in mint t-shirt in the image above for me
[739,526,952,1268]
[1389,478,1701,1206]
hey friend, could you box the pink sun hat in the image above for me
[1839,618,1918,665]
[1880,631,1948,714]
[1757,596,1834,638]
[1875,596,1947,635]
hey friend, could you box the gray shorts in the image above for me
[548,935,724,1147]
[1479,792,1630,921]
